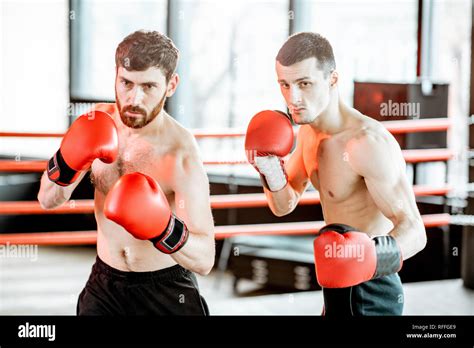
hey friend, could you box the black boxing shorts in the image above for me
[322,273,404,316]
[77,256,209,315]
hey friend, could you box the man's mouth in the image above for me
[125,111,144,117]
[292,107,306,113]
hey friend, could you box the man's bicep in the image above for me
[364,174,417,223]
[174,160,214,236]
[354,135,419,222]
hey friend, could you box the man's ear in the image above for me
[166,73,180,97]
[330,70,338,87]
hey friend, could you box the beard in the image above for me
[116,91,167,129]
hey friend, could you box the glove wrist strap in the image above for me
[150,215,189,254]
[46,149,79,187]
[373,235,403,278]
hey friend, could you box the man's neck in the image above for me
[309,91,351,135]
[123,110,167,138]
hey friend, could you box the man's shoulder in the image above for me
[165,115,197,150]
[346,115,401,166]
[163,115,202,167]
[350,113,393,144]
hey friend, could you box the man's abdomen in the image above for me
[96,212,177,272]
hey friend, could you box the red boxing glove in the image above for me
[104,172,189,254]
[47,110,119,186]
[245,110,294,191]
[313,224,403,288]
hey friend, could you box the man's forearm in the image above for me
[265,183,300,217]
[37,170,85,209]
[389,216,427,260]
[171,231,215,276]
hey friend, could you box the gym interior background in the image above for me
[1,0,474,315]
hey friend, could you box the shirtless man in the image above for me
[37,30,215,315]
[245,32,427,315]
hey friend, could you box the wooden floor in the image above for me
[1,246,473,315]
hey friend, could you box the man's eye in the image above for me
[300,81,311,87]
[122,80,130,86]
[144,84,153,90]
[280,83,289,89]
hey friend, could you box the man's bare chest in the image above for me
[91,137,175,196]
[303,134,362,202]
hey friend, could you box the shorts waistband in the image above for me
[93,255,190,283]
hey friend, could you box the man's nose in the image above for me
[128,86,145,105]
[290,86,302,105]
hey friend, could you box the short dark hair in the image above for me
[276,32,336,78]
[115,30,179,82]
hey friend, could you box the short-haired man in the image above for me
[38,30,214,315]
[246,32,426,315]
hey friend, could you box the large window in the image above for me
[430,0,471,195]
[309,0,418,105]
[1,0,69,159]
[70,0,167,101]
[168,0,289,129]
[170,0,290,177]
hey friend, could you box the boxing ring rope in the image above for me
[0,117,453,171]
[0,117,454,246]
[0,213,452,246]
[0,148,455,173]
[0,184,452,215]
[0,117,451,139]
